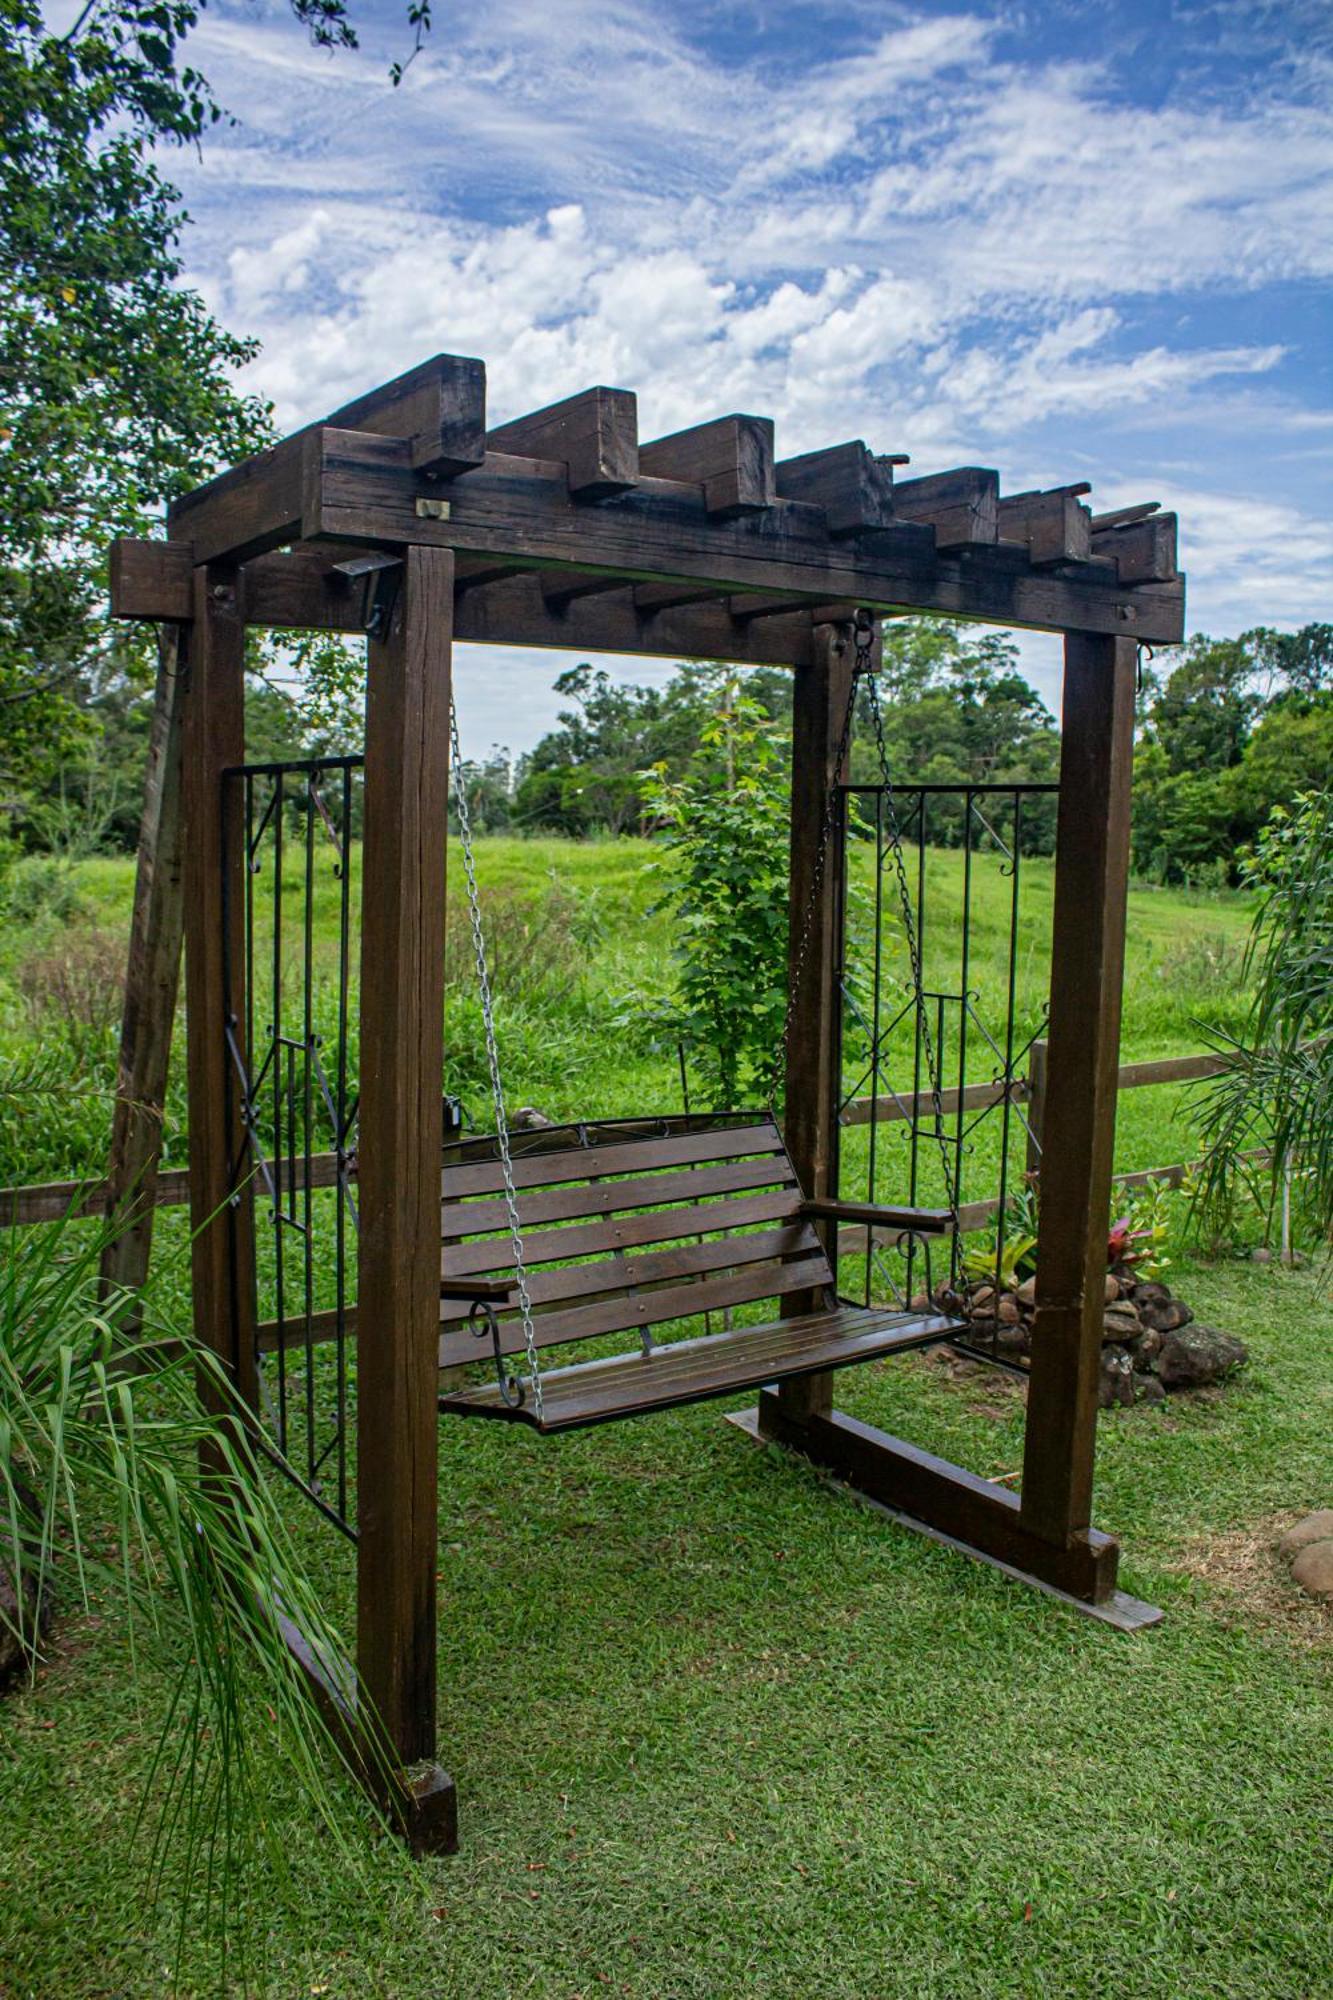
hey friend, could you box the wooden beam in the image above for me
[1020,632,1137,1555]
[487,386,637,498]
[326,353,486,480]
[356,545,454,1805]
[1093,512,1178,583]
[98,626,187,1326]
[305,432,1186,642]
[639,415,775,516]
[167,428,316,566]
[180,564,257,1414]
[775,442,903,537]
[756,1395,1119,1602]
[997,487,1092,567]
[893,467,999,547]
[1090,502,1159,533]
[767,617,859,1427]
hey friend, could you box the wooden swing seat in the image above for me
[435,1114,962,1435]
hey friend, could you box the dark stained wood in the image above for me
[639,414,775,516]
[1093,511,1178,583]
[439,1120,785,1199]
[98,624,187,1326]
[800,1197,953,1235]
[756,1394,1120,1603]
[997,487,1092,566]
[439,1305,959,1431]
[355,545,454,1768]
[441,1152,796,1237]
[776,617,857,1424]
[326,352,486,480]
[180,565,257,1413]
[168,428,315,565]
[1090,502,1159,532]
[1020,633,1138,1549]
[775,442,901,536]
[893,467,998,546]
[487,386,638,498]
[442,1187,801,1272]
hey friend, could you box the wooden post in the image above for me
[763,617,856,1432]
[1024,1037,1048,1183]
[355,545,457,1852]
[1020,634,1137,1548]
[179,565,257,1412]
[99,626,188,1325]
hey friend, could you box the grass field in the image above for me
[3,840,1330,1999]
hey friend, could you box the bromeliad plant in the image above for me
[0,1197,388,1940]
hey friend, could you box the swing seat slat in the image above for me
[435,1113,962,1434]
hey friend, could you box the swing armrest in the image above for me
[439,1278,519,1302]
[800,1198,954,1237]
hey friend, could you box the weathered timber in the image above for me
[893,467,999,546]
[638,415,776,516]
[1090,502,1159,532]
[168,428,315,565]
[997,487,1092,566]
[98,624,187,1325]
[108,536,832,667]
[487,386,637,497]
[1021,633,1137,1549]
[306,431,1178,639]
[180,565,257,1412]
[1093,511,1178,582]
[774,619,857,1425]
[326,353,486,480]
[800,1197,954,1235]
[753,1394,1120,1603]
[775,442,902,536]
[356,545,453,1770]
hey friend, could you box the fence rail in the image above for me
[1,1043,1231,1231]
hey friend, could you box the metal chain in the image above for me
[449,698,543,1418]
[861,661,958,1214]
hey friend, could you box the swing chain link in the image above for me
[449,697,543,1418]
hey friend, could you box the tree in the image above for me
[1146,635,1260,776]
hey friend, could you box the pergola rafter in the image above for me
[106,347,1179,1858]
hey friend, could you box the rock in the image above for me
[1102,1304,1142,1343]
[910,1290,932,1312]
[1251,1246,1273,1264]
[1140,1297,1193,1334]
[1016,1276,1037,1308]
[1278,1511,1333,1561]
[1104,1273,1120,1304]
[995,1321,1032,1360]
[1110,1261,1139,1295]
[997,1294,1022,1325]
[1133,1372,1167,1405]
[1131,1326,1164,1370]
[1099,1345,1135,1410]
[1134,1280,1171,1308]
[1290,1541,1333,1602]
[512,1105,554,1130]
[1155,1324,1248,1389]
[970,1285,996,1312]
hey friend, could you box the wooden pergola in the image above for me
[110,352,1183,1851]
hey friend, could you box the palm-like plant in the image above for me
[1193,790,1333,1244]
[0,1198,388,1941]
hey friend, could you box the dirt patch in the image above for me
[909,1348,1027,1421]
[1167,1514,1333,1647]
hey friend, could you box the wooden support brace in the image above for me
[775,442,903,537]
[755,1394,1120,1602]
[487,386,638,498]
[640,415,775,516]
[893,467,999,546]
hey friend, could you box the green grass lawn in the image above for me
[1,1255,1330,1998]
[3,840,1330,1997]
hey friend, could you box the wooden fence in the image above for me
[1,1041,1229,1234]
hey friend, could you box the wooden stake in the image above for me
[99,625,187,1326]
[1020,633,1137,1557]
[355,546,456,1842]
[764,618,856,1429]
[180,565,257,1413]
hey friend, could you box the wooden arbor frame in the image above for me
[110,352,1183,1851]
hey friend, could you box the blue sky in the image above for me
[159,0,1332,753]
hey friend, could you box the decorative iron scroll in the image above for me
[838,782,1058,1366]
[221,754,363,1537]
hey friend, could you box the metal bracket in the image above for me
[469,1301,525,1409]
